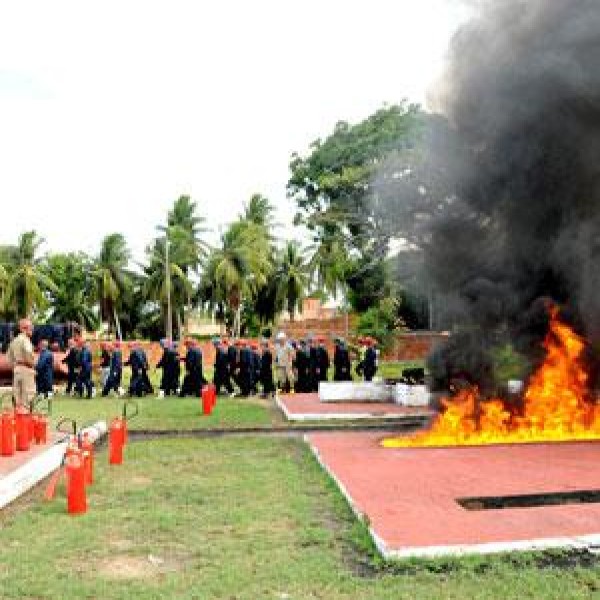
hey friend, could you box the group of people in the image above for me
[272,334,378,394]
[6,317,380,404]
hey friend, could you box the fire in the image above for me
[383,310,600,448]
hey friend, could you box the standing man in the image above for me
[99,342,111,391]
[274,333,293,394]
[62,338,80,395]
[213,338,234,396]
[35,339,54,398]
[76,339,94,399]
[102,341,123,397]
[259,339,275,398]
[308,337,320,392]
[293,339,309,393]
[237,339,253,397]
[333,338,352,381]
[363,337,378,382]
[156,339,170,397]
[126,342,143,397]
[316,337,330,385]
[8,318,36,407]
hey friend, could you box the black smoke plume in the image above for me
[380,0,600,392]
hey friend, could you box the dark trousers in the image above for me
[76,370,93,398]
[66,369,77,394]
[214,370,233,395]
[102,370,122,396]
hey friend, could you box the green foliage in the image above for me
[43,253,99,330]
[93,233,132,338]
[200,198,275,336]
[3,231,57,318]
[356,297,403,348]
[491,343,529,382]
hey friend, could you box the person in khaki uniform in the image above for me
[7,319,36,406]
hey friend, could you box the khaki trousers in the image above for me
[13,366,36,406]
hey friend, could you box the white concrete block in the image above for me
[394,384,431,407]
[318,382,392,402]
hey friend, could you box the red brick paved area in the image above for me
[307,432,600,557]
[0,432,63,478]
[278,393,433,421]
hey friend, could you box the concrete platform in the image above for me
[0,433,68,509]
[306,432,600,558]
[277,393,433,422]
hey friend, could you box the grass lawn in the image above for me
[49,395,276,432]
[1,437,597,599]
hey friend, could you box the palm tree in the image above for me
[202,220,272,337]
[308,232,348,298]
[243,193,275,228]
[163,195,209,273]
[93,234,131,340]
[275,241,310,321]
[4,231,57,318]
[44,253,98,330]
[141,237,193,337]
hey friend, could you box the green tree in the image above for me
[141,236,193,338]
[164,195,209,274]
[243,193,275,228]
[201,219,272,337]
[4,231,57,318]
[275,241,310,322]
[93,234,131,339]
[44,253,98,330]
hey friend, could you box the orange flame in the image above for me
[383,309,600,448]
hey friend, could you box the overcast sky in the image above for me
[0,0,469,262]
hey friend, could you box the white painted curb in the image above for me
[0,420,107,510]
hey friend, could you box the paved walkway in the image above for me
[307,431,600,558]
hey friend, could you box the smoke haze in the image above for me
[383,0,600,389]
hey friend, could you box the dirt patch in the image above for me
[129,475,153,487]
[96,554,184,580]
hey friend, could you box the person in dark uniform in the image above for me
[308,337,320,392]
[62,338,80,395]
[259,339,275,397]
[293,339,309,393]
[225,338,238,389]
[156,339,170,396]
[213,338,234,396]
[76,340,93,399]
[36,339,54,397]
[139,345,153,395]
[167,341,181,395]
[333,338,352,381]
[126,342,144,397]
[180,340,206,397]
[251,342,261,395]
[316,337,330,385]
[99,342,111,391]
[363,337,378,382]
[237,339,253,397]
[102,341,123,396]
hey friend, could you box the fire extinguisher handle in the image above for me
[122,400,139,421]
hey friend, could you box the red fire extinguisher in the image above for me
[33,414,48,444]
[109,417,125,465]
[201,385,213,415]
[65,453,87,515]
[80,432,94,485]
[15,405,31,452]
[1,410,15,456]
